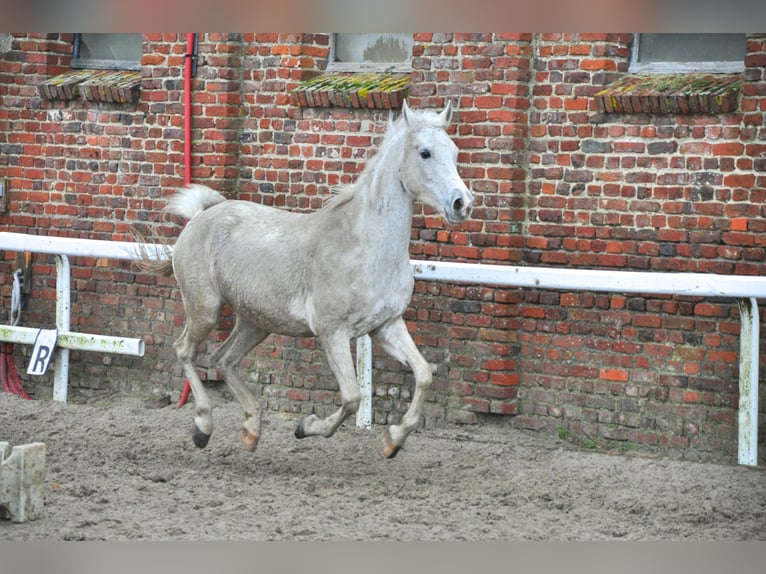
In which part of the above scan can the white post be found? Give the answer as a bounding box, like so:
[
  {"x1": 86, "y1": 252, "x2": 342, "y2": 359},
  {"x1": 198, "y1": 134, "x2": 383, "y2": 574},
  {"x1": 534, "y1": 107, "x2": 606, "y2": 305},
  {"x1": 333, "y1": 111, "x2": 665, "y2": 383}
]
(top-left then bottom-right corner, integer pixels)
[
  {"x1": 53, "y1": 254, "x2": 70, "y2": 403},
  {"x1": 737, "y1": 298, "x2": 759, "y2": 466},
  {"x1": 355, "y1": 335, "x2": 372, "y2": 429}
]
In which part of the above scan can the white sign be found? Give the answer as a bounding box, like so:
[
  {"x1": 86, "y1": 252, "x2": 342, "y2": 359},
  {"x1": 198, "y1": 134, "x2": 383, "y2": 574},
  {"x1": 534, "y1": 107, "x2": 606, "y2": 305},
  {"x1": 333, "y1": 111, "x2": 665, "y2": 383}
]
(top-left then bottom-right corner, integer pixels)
[{"x1": 27, "y1": 329, "x2": 58, "y2": 376}]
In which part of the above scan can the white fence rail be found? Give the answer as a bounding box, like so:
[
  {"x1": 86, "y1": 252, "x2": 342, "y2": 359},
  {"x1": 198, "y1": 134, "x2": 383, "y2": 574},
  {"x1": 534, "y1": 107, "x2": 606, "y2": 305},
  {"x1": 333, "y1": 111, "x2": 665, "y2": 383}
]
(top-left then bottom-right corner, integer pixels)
[{"x1": 1, "y1": 232, "x2": 763, "y2": 465}]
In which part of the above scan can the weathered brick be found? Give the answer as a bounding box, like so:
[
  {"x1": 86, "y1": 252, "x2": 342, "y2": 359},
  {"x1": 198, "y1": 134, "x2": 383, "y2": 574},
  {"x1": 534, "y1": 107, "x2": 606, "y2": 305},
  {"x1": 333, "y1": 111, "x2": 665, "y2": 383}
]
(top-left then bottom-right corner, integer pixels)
[{"x1": 581, "y1": 139, "x2": 612, "y2": 153}]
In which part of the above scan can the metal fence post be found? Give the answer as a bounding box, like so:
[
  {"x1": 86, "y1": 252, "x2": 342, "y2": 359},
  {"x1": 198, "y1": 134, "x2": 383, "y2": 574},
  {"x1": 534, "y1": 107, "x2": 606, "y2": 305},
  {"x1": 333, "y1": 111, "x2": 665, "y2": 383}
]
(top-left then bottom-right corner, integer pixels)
[
  {"x1": 355, "y1": 335, "x2": 372, "y2": 429},
  {"x1": 53, "y1": 254, "x2": 70, "y2": 403},
  {"x1": 737, "y1": 297, "x2": 759, "y2": 466}
]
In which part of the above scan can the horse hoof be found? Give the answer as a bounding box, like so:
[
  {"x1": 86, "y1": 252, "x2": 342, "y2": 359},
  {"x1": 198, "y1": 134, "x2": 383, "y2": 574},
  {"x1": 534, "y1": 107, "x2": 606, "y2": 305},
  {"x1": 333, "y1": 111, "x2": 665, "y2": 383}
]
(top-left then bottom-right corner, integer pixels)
[
  {"x1": 192, "y1": 424, "x2": 211, "y2": 449},
  {"x1": 294, "y1": 414, "x2": 318, "y2": 439},
  {"x1": 381, "y1": 430, "x2": 401, "y2": 459},
  {"x1": 240, "y1": 427, "x2": 259, "y2": 451}
]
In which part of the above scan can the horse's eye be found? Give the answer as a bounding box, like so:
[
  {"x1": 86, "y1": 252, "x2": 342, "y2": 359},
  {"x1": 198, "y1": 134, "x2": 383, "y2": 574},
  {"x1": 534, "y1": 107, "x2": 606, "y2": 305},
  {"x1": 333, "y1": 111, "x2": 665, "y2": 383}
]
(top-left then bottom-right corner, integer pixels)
[{"x1": 419, "y1": 149, "x2": 431, "y2": 159}]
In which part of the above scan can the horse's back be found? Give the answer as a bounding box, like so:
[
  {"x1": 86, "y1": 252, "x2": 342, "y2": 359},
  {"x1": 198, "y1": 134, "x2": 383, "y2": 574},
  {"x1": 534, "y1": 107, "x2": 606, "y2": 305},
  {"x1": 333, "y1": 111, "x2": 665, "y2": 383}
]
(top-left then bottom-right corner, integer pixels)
[
  {"x1": 172, "y1": 199, "x2": 318, "y2": 335},
  {"x1": 177, "y1": 199, "x2": 310, "y2": 252}
]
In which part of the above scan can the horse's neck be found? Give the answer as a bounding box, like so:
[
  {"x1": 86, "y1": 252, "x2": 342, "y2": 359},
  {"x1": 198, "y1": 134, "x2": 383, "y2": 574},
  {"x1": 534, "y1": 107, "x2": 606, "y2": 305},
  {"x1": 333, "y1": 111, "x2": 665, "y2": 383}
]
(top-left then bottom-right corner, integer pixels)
[
  {"x1": 353, "y1": 145, "x2": 414, "y2": 259},
  {"x1": 315, "y1": 128, "x2": 414, "y2": 269}
]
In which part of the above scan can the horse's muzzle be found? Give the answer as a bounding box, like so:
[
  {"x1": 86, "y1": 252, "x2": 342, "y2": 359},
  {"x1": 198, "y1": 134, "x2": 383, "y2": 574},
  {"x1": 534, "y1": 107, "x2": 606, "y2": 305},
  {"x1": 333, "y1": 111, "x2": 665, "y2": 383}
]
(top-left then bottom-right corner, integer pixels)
[{"x1": 447, "y1": 187, "x2": 474, "y2": 223}]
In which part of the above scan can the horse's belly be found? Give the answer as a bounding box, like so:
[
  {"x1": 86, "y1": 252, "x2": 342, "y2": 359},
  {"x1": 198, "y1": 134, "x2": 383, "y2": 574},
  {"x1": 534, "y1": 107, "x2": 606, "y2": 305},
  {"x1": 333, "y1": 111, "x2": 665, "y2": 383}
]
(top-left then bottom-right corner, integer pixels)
[
  {"x1": 233, "y1": 297, "x2": 315, "y2": 338},
  {"x1": 232, "y1": 285, "x2": 409, "y2": 340},
  {"x1": 354, "y1": 297, "x2": 408, "y2": 336},
  {"x1": 312, "y1": 288, "x2": 410, "y2": 340}
]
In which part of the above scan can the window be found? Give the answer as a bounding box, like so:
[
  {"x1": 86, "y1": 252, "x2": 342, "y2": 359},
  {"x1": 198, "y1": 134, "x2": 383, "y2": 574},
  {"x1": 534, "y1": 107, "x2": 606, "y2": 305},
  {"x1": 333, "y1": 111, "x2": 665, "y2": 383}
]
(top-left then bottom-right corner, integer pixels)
[
  {"x1": 71, "y1": 33, "x2": 142, "y2": 71},
  {"x1": 630, "y1": 33, "x2": 745, "y2": 74},
  {"x1": 328, "y1": 33, "x2": 413, "y2": 73}
]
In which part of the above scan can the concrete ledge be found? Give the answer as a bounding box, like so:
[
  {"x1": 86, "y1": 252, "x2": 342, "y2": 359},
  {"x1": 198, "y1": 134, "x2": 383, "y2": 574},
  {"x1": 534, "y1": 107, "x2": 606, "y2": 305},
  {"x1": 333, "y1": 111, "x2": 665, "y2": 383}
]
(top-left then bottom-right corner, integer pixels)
[{"x1": 0, "y1": 441, "x2": 46, "y2": 523}]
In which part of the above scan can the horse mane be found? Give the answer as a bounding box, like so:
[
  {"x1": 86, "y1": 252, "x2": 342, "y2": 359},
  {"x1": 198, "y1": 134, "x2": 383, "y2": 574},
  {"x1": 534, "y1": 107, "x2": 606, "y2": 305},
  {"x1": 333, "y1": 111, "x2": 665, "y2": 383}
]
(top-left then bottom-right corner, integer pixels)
[{"x1": 322, "y1": 105, "x2": 447, "y2": 211}]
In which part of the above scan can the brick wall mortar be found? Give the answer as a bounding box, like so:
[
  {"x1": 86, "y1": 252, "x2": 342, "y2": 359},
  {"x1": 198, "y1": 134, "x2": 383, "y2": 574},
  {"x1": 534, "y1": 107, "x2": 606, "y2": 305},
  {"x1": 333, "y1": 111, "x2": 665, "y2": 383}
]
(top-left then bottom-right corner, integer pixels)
[{"x1": 1, "y1": 32, "x2": 764, "y2": 463}]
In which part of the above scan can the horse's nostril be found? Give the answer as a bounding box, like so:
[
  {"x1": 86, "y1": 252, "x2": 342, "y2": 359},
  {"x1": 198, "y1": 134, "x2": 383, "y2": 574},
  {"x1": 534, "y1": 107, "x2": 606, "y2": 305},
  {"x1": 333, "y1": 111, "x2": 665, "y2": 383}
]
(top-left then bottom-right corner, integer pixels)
[{"x1": 453, "y1": 198, "x2": 464, "y2": 212}]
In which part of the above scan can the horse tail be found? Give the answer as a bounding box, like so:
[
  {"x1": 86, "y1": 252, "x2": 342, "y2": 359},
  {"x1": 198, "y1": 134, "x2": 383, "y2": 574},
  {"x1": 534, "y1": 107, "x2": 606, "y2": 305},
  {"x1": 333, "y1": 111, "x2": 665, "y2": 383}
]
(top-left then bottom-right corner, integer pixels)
[
  {"x1": 129, "y1": 226, "x2": 175, "y2": 276},
  {"x1": 131, "y1": 185, "x2": 226, "y2": 276},
  {"x1": 165, "y1": 184, "x2": 226, "y2": 220}
]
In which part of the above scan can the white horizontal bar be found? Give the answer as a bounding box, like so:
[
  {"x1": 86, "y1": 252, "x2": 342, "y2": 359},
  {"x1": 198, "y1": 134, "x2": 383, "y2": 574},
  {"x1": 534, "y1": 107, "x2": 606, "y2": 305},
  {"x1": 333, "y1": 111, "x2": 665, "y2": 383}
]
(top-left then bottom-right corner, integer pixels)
[
  {"x1": 0, "y1": 325, "x2": 144, "y2": 356},
  {"x1": 411, "y1": 260, "x2": 766, "y2": 299},
  {"x1": 5, "y1": 231, "x2": 763, "y2": 300},
  {"x1": 0, "y1": 232, "x2": 169, "y2": 261}
]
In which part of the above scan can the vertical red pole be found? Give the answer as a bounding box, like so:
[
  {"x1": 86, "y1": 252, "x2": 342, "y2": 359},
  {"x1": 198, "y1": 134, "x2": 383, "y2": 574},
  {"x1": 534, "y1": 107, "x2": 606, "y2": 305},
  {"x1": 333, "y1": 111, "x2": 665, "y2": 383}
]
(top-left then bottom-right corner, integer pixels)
[
  {"x1": 178, "y1": 33, "x2": 196, "y2": 408},
  {"x1": 183, "y1": 32, "x2": 194, "y2": 186}
]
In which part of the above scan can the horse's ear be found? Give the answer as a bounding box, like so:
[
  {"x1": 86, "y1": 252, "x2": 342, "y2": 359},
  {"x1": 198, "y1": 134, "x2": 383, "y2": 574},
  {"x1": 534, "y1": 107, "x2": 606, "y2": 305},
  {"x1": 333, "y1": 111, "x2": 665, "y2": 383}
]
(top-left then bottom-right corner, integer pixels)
[
  {"x1": 438, "y1": 100, "x2": 453, "y2": 126},
  {"x1": 401, "y1": 99, "x2": 412, "y2": 126}
]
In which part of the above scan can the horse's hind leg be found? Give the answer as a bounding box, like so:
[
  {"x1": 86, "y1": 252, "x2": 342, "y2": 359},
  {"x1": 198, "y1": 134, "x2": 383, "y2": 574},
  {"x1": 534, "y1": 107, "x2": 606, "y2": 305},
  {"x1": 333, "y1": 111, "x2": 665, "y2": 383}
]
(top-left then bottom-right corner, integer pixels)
[
  {"x1": 372, "y1": 318, "x2": 433, "y2": 458},
  {"x1": 294, "y1": 331, "x2": 360, "y2": 440},
  {"x1": 174, "y1": 304, "x2": 221, "y2": 448},
  {"x1": 212, "y1": 317, "x2": 268, "y2": 451}
]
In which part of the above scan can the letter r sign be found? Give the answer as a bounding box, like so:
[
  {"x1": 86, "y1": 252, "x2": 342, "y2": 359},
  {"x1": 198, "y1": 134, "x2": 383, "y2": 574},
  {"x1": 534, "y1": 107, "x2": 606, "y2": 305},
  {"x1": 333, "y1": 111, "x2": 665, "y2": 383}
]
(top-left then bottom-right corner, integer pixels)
[{"x1": 27, "y1": 329, "x2": 58, "y2": 376}]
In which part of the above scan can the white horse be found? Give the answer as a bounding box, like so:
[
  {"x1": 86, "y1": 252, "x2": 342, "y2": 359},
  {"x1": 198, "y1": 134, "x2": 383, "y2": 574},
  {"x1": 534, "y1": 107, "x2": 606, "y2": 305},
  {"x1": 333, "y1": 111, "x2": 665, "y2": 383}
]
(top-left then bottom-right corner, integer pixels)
[{"x1": 143, "y1": 100, "x2": 473, "y2": 458}]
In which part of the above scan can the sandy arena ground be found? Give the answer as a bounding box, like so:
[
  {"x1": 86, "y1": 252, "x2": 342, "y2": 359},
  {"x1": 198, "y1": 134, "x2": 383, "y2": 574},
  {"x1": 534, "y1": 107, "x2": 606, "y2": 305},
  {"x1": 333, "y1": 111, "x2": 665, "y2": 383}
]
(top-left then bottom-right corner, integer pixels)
[{"x1": 1, "y1": 390, "x2": 764, "y2": 541}]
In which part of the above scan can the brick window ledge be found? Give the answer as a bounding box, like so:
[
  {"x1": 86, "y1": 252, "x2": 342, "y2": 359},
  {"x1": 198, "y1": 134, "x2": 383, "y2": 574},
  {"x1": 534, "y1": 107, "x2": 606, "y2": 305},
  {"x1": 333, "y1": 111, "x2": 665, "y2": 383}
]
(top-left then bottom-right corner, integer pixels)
[
  {"x1": 291, "y1": 72, "x2": 410, "y2": 110},
  {"x1": 595, "y1": 74, "x2": 742, "y2": 114},
  {"x1": 38, "y1": 70, "x2": 141, "y2": 104}
]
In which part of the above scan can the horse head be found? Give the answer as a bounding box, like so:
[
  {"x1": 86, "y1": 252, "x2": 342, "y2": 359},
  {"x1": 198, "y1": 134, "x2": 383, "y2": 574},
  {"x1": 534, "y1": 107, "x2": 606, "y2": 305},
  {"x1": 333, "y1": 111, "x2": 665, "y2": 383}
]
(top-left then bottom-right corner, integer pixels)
[{"x1": 398, "y1": 100, "x2": 474, "y2": 224}]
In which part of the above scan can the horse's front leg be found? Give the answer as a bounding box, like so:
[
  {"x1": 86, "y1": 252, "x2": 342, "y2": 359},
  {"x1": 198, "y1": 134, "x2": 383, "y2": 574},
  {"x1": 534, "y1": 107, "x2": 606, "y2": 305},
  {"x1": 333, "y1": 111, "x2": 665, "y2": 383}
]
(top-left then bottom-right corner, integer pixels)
[
  {"x1": 372, "y1": 318, "x2": 433, "y2": 458},
  {"x1": 294, "y1": 332, "x2": 360, "y2": 439}
]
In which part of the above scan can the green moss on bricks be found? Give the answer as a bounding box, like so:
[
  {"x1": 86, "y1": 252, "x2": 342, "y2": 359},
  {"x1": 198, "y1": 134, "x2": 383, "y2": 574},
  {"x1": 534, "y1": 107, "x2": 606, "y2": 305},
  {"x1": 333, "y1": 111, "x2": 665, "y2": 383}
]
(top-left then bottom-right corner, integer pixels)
[
  {"x1": 299, "y1": 72, "x2": 409, "y2": 93},
  {"x1": 596, "y1": 73, "x2": 742, "y2": 115},
  {"x1": 293, "y1": 72, "x2": 410, "y2": 109}
]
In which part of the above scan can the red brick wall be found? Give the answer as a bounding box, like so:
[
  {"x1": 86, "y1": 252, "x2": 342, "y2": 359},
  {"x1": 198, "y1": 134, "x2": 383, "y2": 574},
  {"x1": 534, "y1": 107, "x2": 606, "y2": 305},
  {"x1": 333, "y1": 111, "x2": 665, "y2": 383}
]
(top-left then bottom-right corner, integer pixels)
[
  {"x1": 518, "y1": 33, "x2": 766, "y2": 460},
  {"x1": 1, "y1": 32, "x2": 764, "y2": 462}
]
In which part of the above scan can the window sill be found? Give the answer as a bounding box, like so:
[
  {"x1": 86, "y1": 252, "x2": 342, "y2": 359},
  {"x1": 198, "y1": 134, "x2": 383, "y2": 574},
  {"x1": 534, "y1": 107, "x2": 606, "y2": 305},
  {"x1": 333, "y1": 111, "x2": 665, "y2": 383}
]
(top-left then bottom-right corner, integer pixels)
[
  {"x1": 291, "y1": 72, "x2": 410, "y2": 110},
  {"x1": 38, "y1": 69, "x2": 141, "y2": 104},
  {"x1": 595, "y1": 73, "x2": 742, "y2": 114},
  {"x1": 325, "y1": 62, "x2": 412, "y2": 74}
]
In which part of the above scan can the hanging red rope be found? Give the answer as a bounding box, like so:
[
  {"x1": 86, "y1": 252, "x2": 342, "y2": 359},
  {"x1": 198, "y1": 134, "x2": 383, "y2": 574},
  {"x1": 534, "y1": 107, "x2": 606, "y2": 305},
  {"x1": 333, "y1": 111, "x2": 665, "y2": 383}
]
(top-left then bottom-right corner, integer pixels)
[
  {"x1": 1, "y1": 343, "x2": 30, "y2": 399},
  {"x1": 2, "y1": 267, "x2": 32, "y2": 399}
]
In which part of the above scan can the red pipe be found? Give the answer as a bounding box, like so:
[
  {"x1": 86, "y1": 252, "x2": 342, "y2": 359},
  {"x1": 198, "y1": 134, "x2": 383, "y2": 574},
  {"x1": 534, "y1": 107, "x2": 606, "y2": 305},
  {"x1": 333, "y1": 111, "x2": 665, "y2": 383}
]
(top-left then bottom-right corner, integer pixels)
[
  {"x1": 183, "y1": 32, "x2": 195, "y2": 185},
  {"x1": 177, "y1": 379, "x2": 191, "y2": 409},
  {"x1": 178, "y1": 33, "x2": 196, "y2": 407}
]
